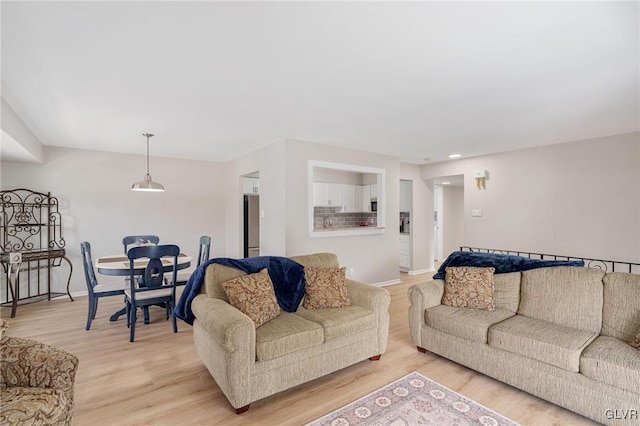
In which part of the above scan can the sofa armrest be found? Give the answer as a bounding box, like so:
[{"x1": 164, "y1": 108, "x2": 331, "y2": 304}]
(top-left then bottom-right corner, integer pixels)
[
  {"x1": 191, "y1": 294, "x2": 255, "y2": 356},
  {"x1": 407, "y1": 280, "x2": 444, "y2": 346},
  {"x1": 0, "y1": 336, "x2": 79, "y2": 391},
  {"x1": 346, "y1": 279, "x2": 391, "y2": 354}
]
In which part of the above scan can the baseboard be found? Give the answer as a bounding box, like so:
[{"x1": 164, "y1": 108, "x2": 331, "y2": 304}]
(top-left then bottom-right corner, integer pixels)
[
  {"x1": 373, "y1": 279, "x2": 402, "y2": 287},
  {"x1": 408, "y1": 268, "x2": 435, "y2": 276}
]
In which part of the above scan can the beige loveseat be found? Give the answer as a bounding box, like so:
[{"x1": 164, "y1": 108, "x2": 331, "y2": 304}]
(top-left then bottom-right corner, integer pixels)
[
  {"x1": 191, "y1": 253, "x2": 391, "y2": 413},
  {"x1": 408, "y1": 266, "x2": 640, "y2": 425}
]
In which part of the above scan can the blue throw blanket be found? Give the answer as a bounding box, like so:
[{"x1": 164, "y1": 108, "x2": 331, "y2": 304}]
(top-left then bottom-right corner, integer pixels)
[
  {"x1": 174, "y1": 256, "x2": 305, "y2": 325},
  {"x1": 433, "y1": 251, "x2": 585, "y2": 280}
]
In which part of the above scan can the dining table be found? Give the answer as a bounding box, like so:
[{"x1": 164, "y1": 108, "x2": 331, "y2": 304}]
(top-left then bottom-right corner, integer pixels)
[{"x1": 95, "y1": 252, "x2": 193, "y2": 322}]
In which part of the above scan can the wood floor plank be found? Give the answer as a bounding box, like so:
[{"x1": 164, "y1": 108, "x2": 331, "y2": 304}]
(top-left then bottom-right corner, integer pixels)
[{"x1": 1, "y1": 273, "x2": 596, "y2": 425}]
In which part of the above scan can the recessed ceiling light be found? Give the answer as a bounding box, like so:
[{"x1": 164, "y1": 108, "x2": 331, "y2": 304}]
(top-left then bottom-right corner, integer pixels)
[
  {"x1": 448, "y1": 154, "x2": 461, "y2": 159},
  {"x1": 441, "y1": 181, "x2": 451, "y2": 185}
]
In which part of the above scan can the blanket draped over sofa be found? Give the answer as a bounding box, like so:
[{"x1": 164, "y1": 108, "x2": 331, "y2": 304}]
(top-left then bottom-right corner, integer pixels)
[
  {"x1": 174, "y1": 256, "x2": 305, "y2": 325},
  {"x1": 432, "y1": 251, "x2": 585, "y2": 280}
]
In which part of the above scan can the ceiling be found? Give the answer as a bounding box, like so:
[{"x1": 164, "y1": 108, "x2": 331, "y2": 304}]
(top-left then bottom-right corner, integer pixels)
[{"x1": 1, "y1": 1, "x2": 638, "y2": 164}]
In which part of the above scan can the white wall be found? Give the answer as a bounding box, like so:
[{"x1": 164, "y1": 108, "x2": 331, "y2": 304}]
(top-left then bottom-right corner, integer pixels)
[
  {"x1": 284, "y1": 140, "x2": 401, "y2": 285},
  {"x1": 422, "y1": 132, "x2": 640, "y2": 263},
  {"x1": 1, "y1": 146, "x2": 226, "y2": 296},
  {"x1": 442, "y1": 185, "x2": 464, "y2": 257},
  {"x1": 400, "y1": 163, "x2": 434, "y2": 274}
]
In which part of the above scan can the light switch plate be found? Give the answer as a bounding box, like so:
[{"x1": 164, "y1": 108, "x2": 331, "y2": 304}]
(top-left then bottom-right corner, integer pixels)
[{"x1": 472, "y1": 209, "x2": 482, "y2": 217}]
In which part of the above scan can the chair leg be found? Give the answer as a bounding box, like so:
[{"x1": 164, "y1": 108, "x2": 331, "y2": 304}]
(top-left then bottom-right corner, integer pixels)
[
  {"x1": 143, "y1": 306, "x2": 150, "y2": 324},
  {"x1": 86, "y1": 297, "x2": 94, "y2": 330},
  {"x1": 129, "y1": 304, "x2": 136, "y2": 342},
  {"x1": 93, "y1": 298, "x2": 99, "y2": 319},
  {"x1": 171, "y1": 302, "x2": 177, "y2": 333}
]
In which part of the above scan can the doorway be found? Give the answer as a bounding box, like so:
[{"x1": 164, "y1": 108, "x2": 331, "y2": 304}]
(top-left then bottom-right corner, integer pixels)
[
  {"x1": 241, "y1": 171, "x2": 260, "y2": 258},
  {"x1": 432, "y1": 175, "x2": 464, "y2": 262}
]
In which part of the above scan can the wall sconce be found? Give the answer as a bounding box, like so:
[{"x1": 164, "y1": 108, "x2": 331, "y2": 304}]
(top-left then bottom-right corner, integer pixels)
[{"x1": 473, "y1": 170, "x2": 488, "y2": 189}]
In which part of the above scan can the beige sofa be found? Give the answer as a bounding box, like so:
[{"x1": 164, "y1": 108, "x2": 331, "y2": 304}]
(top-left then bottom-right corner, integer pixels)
[
  {"x1": 408, "y1": 266, "x2": 640, "y2": 425},
  {"x1": 191, "y1": 253, "x2": 391, "y2": 413}
]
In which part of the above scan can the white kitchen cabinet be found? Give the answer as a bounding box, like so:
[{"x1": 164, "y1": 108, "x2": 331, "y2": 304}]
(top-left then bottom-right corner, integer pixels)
[
  {"x1": 361, "y1": 185, "x2": 371, "y2": 211},
  {"x1": 243, "y1": 178, "x2": 259, "y2": 194},
  {"x1": 327, "y1": 183, "x2": 342, "y2": 208},
  {"x1": 313, "y1": 182, "x2": 329, "y2": 206},
  {"x1": 313, "y1": 182, "x2": 342, "y2": 207},
  {"x1": 399, "y1": 234, "x2": 410, "y2": 269},
  {"x1": 370, "y1": 184, "x2": 378, "y2": 200},
  {"x1": 354, "y1": 185, "x2": 364, "y2": 212},
  {"x1": 341, "y1": 184, "x2": 357, "y2": 212}
]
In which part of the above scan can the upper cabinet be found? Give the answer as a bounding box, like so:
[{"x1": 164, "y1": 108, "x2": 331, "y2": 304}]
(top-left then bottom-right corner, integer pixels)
[
  {"x1": 313, "y1": 182, "x2": 342, "y2": 207},
  {"x1": 243, "y1": 177, "x2": 259, "y2": 194}
]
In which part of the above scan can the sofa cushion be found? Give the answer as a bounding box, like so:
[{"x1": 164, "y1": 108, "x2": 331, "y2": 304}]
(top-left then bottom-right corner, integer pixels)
[
  {"x1": 488, "y1": 315, "x2": 597, "y2": 372},
  {"x1": 518, "y1": 266, "x2": 604, "y2": 333},
  {"x1": 204, "y1": 264, "x2": 246, "y2": 300},
  {"x1": 601, "y1": 272, "x2": 640, "y2": 342},
  {"x1": 222, "y1": 269, "x2": 280, "y2": 327},
  {"x1": 295, "y1": 306, "x2": 375, "y2": 342},
  {"x1": 426, "y1": 305, "x2": 514, "y2": 344},
  {"x1": 255, "y1": 312, "x2": 323, "y2": 361},
  {"x1": 493, "y1": 272, "x2": 521, "y2": 313},
  {"x1": 580, "y1": 335, "x2": 640, "y2": 395},
  {"x1": 303, "y1": 267, "x2": 352, "y2": 309},
  {"x1": 442, "y1": 266, "x2": 496, "y2": 311}
]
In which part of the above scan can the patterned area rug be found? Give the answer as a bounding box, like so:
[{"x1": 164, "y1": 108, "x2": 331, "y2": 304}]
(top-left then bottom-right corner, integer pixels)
[{"x1": 306, "y1": 372, "x2": 520, "y2": 426}]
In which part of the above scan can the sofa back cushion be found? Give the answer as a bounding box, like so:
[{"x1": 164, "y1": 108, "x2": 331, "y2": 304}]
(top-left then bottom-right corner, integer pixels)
[
  {"x1": 290, "y1": 252, "x2": 339, "y2": 269},
  {"x1": 601, "y1": 272, "x2": 640, "y2": 342},
  {"x1": 204, "y1": 264, "x2": 247, "y2": 300},
  {"x1": 518, "y1": 266, "x2": 604, "y2": 333},
  {"x1": 493, "y1": 272, "x2": 521, "y2": 313}
]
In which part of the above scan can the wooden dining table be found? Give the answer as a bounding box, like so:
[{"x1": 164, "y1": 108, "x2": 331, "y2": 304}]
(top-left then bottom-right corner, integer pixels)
[{"x1": 95, "y1": 253, "x2": 192, "y2": 322}]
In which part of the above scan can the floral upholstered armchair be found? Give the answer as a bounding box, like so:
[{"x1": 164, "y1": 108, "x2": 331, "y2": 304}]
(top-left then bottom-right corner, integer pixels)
[{"x1": 0, "y1": 320, "x2": 79, "y2": 425}]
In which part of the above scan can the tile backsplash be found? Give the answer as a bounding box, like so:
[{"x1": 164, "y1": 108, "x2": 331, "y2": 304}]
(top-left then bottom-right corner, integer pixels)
[{"x1": 314, "y1": 207, "x2": 377, "y2": 229}]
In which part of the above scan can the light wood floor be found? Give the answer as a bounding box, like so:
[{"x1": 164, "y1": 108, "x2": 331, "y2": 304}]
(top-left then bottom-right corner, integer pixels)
[{"x1": 1, "y1": 273, "x2": 596, "y2": 426}]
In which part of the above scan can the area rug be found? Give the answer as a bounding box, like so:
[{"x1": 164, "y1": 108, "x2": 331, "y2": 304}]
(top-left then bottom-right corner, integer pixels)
[{"x1": 306, "y1": 372, "x2": 520, "y2": 426}]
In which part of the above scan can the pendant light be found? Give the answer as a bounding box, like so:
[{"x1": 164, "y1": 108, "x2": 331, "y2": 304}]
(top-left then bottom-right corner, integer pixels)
[{"x1": 131, "y1": 133, "x2": 165, "y2": 192}]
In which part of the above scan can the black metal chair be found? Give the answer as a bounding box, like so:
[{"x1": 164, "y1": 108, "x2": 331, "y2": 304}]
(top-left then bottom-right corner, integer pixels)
[
  {"x1": 172, "y1": 235, "x2": 211, "y2": 286},
  {"x1": 80, "y1": 241, "x2": 127, "y2": 330},
  {"x1": 125, "y1": 244, "x2": 179, "y2": 342},
  {"x1": 122, "y1": 235, "x2": 159, "y2": 254}
]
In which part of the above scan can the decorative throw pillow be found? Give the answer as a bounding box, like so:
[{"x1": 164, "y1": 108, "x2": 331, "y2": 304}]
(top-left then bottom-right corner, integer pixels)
[
  {"x1": 221, "y1": 268, "x2": 280, "y2": 327},
  {"x1": 442, "y1": 266, "x2": 496, "y2": 311},
  {"x1": 630, "y1": 329, "x2": 640, "y2": 350},
  {"x1": 303, "y1": 267, "x2": 352, "y2": 309}
]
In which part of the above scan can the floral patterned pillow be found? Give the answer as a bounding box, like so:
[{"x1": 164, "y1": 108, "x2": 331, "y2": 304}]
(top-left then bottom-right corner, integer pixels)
[
  {"x1": 630, "y1": 329, "x2": 640, "y2": 350},
  {"x1": 221, "y1": 268, "x2": 280, "y2": 327},
  {"x1": 303, "y1": 267, "x2": 352, "y2": 309},
  {"x1": 441, "y1": 266, "x2": 496, "y2": 311}
]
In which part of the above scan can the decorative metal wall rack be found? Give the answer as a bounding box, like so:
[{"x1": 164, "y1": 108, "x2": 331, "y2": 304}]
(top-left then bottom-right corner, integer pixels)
[
  {"x1": 460, "y1": 246, "x2": 640, "y2": 274},
  {"x1": 0, "y1": 189, "x2": 73, "y2": 317}
]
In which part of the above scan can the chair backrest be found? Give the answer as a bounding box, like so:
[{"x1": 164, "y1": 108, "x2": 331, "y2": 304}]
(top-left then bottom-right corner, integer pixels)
[
  {"x1": 128, "y1": 244, "x2": 180, "y2": 295},
  {"x1": 122, "y1": 235, "x2": 160, "y2": 254},
  {"x1": 80, "y1": 241, "x2": 98, "y2": 292},
  {"x1": 197, "y1": 236, "x2": 211, "y2": 267}
]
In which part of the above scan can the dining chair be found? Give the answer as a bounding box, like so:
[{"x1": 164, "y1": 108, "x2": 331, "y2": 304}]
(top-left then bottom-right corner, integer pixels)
[
  {"x1": 122, "y1": 235, "x2": 160, "y2": 254},
  {"x1": 172, "y1": 235, "x2": 211, "y2": 286},
  {"x1": 80, "y1": 241, "x2": 128, "y2": 330},
  {"x1": 125, "y1": 244, "x2": 179, "y2": 342}
]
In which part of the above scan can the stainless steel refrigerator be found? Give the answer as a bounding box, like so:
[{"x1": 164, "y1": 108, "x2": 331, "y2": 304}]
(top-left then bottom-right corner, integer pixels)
[{"x1": 243, "y1": 194, "x2": 260, "y2": 258}]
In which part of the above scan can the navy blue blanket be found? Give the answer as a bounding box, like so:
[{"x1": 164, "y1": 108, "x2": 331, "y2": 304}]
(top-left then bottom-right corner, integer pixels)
[
  {"x1": 433, "y1": 251, "x2": 585, "y2": 280},
  {"x1": 174, "y1": 256, "x2": 305, "y2": 325}
]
